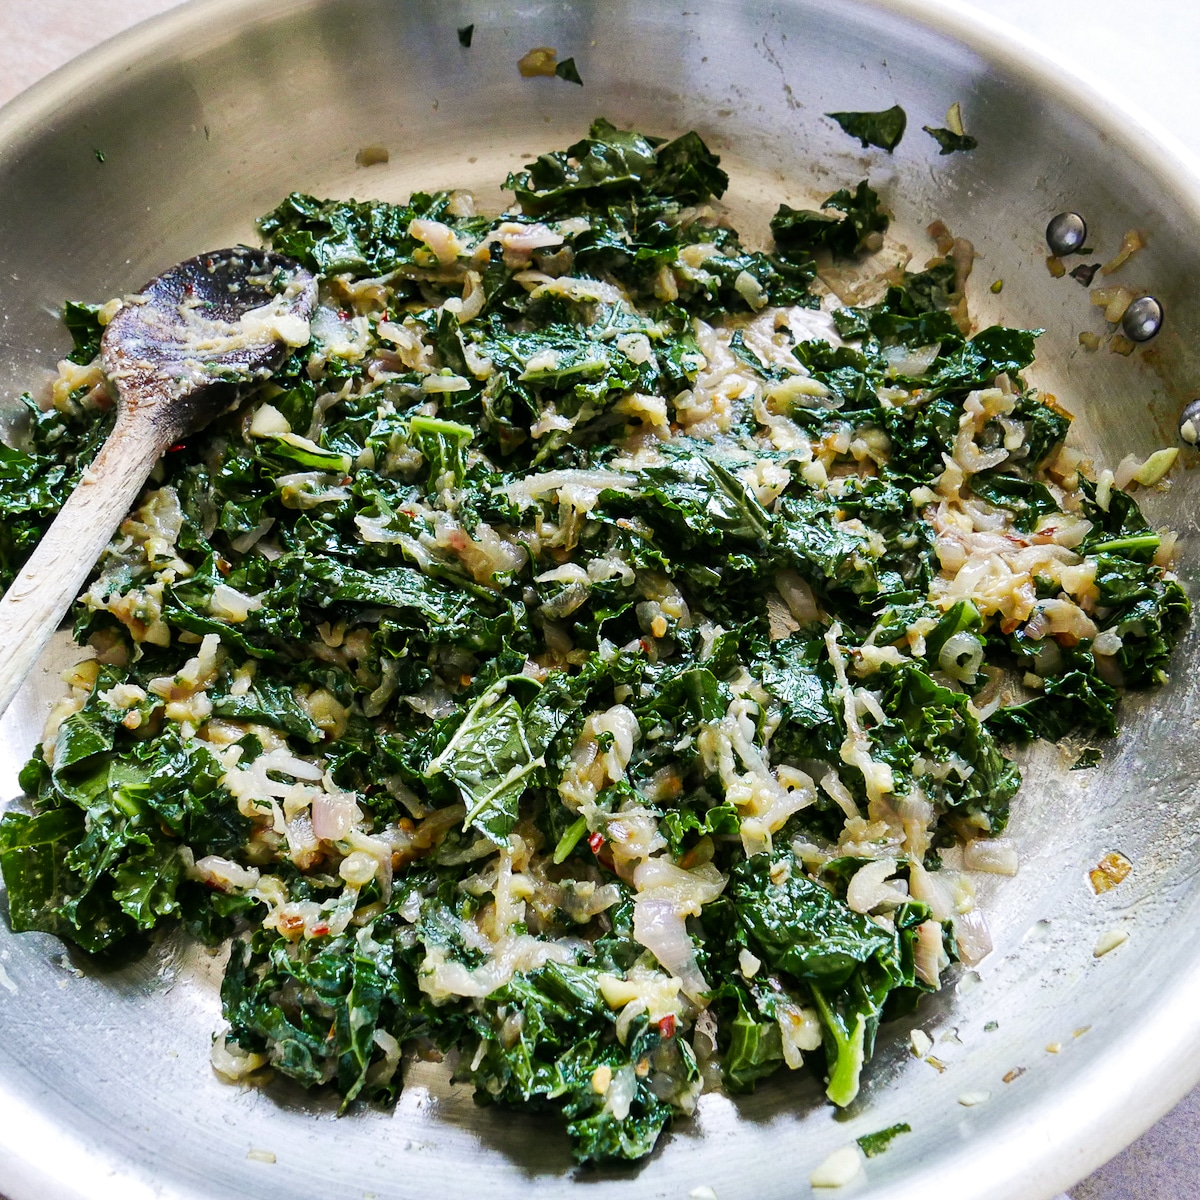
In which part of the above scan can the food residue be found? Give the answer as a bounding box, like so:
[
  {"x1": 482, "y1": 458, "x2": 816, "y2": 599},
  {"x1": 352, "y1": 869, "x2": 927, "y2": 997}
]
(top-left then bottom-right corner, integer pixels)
[{"x1": 1089, "y1": 851, "x2": 1132, "y2": 894}]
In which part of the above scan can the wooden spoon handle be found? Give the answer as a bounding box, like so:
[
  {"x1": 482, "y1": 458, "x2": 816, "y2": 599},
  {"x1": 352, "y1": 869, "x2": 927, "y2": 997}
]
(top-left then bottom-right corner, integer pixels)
[{"x1": 0, "y1": 419, "x2": 168, "y2": 719}]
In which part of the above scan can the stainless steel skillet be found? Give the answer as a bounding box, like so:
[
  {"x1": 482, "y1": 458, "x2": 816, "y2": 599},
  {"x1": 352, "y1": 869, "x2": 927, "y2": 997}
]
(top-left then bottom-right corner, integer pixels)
[{"x1": 0, "y1": 1, "x2": 1198, "y2": 1197}]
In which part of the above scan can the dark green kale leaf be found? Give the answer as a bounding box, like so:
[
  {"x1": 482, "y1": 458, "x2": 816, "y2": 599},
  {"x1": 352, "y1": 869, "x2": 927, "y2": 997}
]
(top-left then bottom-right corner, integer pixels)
[
  {"x1": 987, "y1": 648, "x2": 1120, "y2": 744},
  {"x1": 771, "y1": 181, "x2": 888, "y2": 259},
  {"x1": 730, "y1": 861, "x2": 894, "y2": 986},
  {"x1": 554, "y1": 58, "x2": 583, "y2": 85},
  {"x1": 826, "y1": 105, "x2": 907, "y2": 152},
  {"x1": 1086, "y1": 555, "x2": 1187, "y2": 688},
  {"x1": 461, "y1": 961, "x2": 684, "y2": 1163},
  {"x1": 858, "y1": 1122, "x2": 912, "y2": 1156},
  {"x1": 0, "y1": 398, "x2": 114, "y2": 592},
  {"x1": 871, "y1": 664, "x2": 1020, "y2": 831},
  {"x1": 258, "y1": 191, "x2": 487, "y2": 277},
  {"x1": 657, "y1": 800, "x2": 740, "y2": 858},
  {"x1": 223, "y1": 914, "x2": 428, "y2": 1106},
  {"x1": 758, "y1": 633, "x2": 836, "y2": 732},
  {"x1": 902, "y1": 261, "x2": 960, "y2": 315},
  {"x1": 424, "y1": 675, "x2": 543, "y2": 845},
  {"x1": 720, "y1": 982, "x2": 785, "y2": 1091},
  {"x1": 629, "y1": 451, "x2": 771, "y2": 548},
  {"x1": 211, "y1": 672, "x2": 324, "y2": 744},
  {"x1": 651, "y1": 130, "x2": 730, "y2": 204},
  {"x1": 918, "y1": 325, "x2": 1039, "y2": 397},
  {"x1": 878, "y1": 395, "x2": 960, "y2": 485},
  {"x1": 298, "y1": 555, "x2": 521, "y2": 651},
  {"x1": 723, "y1": 858, "x2": 929, "y2": 1105},
  {"x1": 968, "y1": 472, "x2": 1061, "y2": 533},
  {"x1": 1, "y1": 674, "x2": 249, "y2": 955},
  {"x1": 110, "y1": 840, "x2": 187, "y2": 931},
  {"x1": 408, "y1": 413, "x2": 474, "y2": 490},
  {"x1": 457, "y1": 24, "x2": 474, "y2": 47},
  {"x1": 831, "y1": 267, "x2": 1039, "y2": 403},
  {"x1": 923, "y1": 126, "x2": 978, "y2": 155},
  {"x1": 774, "y1": 477, "x2": 934, "y2": 608},
  {"x1": 0, "y1": 807, "x2": 85, "y2": 942},
  {"x1": 989, "y1": 472, "x2": 1189, "y2": 744},
  {"x1": 51, "y1": 704, "x2": 115, "y2": 771},
  {"x1": 5, "y1": 750, "x2": 175, "y2": 952},
  {"x1": 1012, "y1": 392, "x2": 1070, "y2": 467},
  {"x1": 475, "y1": 315, "x2": 648, "y2": 428},
  {"x1": 385, "y1": 645, "x2": 628, "y2": 849},
  {"x1": 506, "y1": 119, "x2": 659, "y2": 213},
  {"x1": 1076, "y1": 475, "x2": 1155, "y2": 557},
  {"x1": 62, "y1": 301, "x2": 105, "y2": 364}
]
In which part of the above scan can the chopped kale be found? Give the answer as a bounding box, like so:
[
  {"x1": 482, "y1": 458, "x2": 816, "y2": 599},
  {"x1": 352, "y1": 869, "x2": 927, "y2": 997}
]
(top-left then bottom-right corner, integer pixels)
[
  {"x1": 826, "y1": 105, "x2": 908, "y2": 152},
  {"x1": 923, "y1": 126, "x2": 978, "y2": 155},
  {"x1": 968, "y1": 472, "x2": 1061, "y2": 533},
  {"x1": 722, "y1": 858, "x2": 931, "y2": 1105},
  {"x1": 505, "y1": 117, "x2": 728, "y2": 215},
  {"x1": 771, "y1": 180, "x2": 889, "y2": 259},
  {"x1": 62, "y1": 301, "x2": 105, "y2": 364},
  {"x1": 554, "y1": 57, "x2": 583, "y2": 85}
]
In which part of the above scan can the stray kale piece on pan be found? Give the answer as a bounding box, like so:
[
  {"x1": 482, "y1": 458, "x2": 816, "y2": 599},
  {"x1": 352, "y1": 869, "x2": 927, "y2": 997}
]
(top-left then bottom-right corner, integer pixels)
[
  {"x1": 0, "y1": 117, "x2": 1187, "y2": 1166},
  {"x1": 859, "y1": 1122, "x2": 912, "y2": 1157},
  {"x1": 826, "y1": 104, "x2": 908, "y2": 152},
  {"x1": 555, "y1": 57, "x2": 583, "y2": 85},
  {"x1": 924, "y1": 103, "x2": 977, "y2": 155},
  {"x1": 457, "y1": 23, "x2": 474, "y2": 48},
  {"x1": 923, "y1": 126, "x2": 978, "y2": 155}
]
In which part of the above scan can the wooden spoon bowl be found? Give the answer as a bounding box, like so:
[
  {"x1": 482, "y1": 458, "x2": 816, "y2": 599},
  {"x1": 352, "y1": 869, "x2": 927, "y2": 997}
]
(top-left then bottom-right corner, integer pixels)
[{"x1": 0, "y1": 248, "x2": 316, "y2": 718}]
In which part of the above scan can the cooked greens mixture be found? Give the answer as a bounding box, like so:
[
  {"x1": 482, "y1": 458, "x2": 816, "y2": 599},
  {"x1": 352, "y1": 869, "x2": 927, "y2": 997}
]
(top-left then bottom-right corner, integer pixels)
[{"x1": 0, "y1": 120, "x2": 1187, "y2": 1163}]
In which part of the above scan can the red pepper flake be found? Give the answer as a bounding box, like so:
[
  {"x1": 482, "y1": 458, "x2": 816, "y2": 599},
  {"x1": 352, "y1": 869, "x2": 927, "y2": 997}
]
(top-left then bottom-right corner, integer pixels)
[
  {"x1": 309, "y1": 923, "x2": 330, "y2": 937},
  {"x1": 168, "y1": 443, "x2": 186, "y2": 452},
  {"x1": 587, "y1": 832, "x2": 605, "y2": 854},
  {"x1": 338, "y1": 309, "x2": 351, "y2": 320},
  {"x1": 657, "y1": 1014, "x2": 676, "y2": 1038}
]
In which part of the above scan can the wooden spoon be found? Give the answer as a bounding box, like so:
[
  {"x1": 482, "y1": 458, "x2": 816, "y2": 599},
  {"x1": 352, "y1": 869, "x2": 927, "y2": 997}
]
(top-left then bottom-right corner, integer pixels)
[{"x1": 0, "y1": 247, "x2": 317, "y2": 719}]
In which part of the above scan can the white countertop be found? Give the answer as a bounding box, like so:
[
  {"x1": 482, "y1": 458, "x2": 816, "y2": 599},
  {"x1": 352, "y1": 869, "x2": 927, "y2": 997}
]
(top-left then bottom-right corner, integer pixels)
[{"x1": 0, "y1": 2, "x2": 1194, "y2": 1197}]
